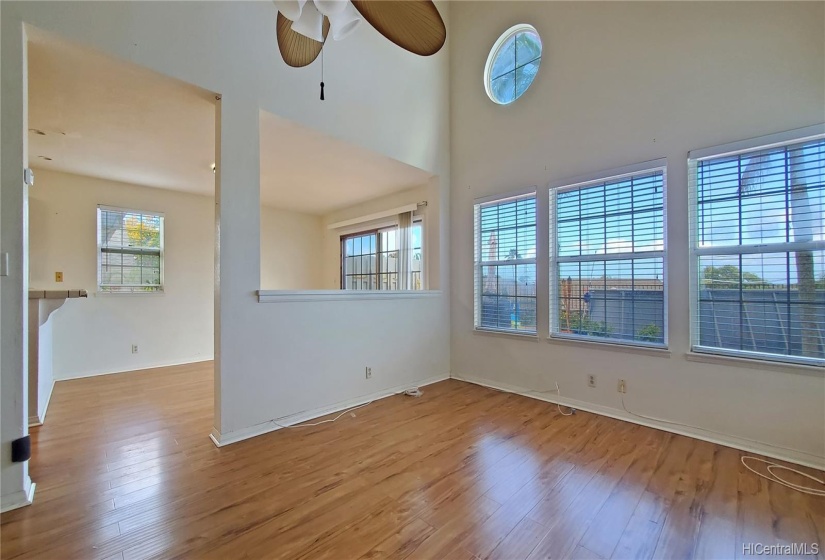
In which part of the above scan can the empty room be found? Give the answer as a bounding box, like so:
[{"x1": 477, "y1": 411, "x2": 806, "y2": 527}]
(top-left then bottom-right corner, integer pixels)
[{"x1": 1, "y1": 1, "x2": 823, "y2": 560}]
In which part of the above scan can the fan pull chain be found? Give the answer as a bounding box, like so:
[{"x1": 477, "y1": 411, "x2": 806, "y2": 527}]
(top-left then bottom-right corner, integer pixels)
[{"x1": 320, "y1": 49, "x2": 325, "y2": 101}]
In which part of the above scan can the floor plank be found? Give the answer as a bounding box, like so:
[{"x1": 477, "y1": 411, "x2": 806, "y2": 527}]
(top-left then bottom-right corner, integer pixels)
[{"x1": 1, "y1": 362, "x2": 821, "y2": 560}]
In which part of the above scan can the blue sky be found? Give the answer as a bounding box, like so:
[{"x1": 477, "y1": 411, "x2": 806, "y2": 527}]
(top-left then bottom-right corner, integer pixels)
[{"x1": 479, "y1": 139, "x2": 824, "y2": 287}]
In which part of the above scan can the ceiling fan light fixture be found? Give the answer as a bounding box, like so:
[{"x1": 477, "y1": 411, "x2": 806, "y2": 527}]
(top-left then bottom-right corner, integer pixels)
[
  {"x1": 273, "y1": 0, "x2": 307, "y2": 22},
  {"x1": 328, "y1": 2, "x2": 361, "y2": 41},
  {"x1": 290, "y1": 2, "x2": 325, "y2": 42},
  {"x1": 313, "y1": 0, "x2": 347, "y2": 17}
]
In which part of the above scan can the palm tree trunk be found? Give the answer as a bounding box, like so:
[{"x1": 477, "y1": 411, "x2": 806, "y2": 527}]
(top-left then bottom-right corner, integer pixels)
[{"x1": 790, "y1": 164, "x2": 818, "y2": 358}]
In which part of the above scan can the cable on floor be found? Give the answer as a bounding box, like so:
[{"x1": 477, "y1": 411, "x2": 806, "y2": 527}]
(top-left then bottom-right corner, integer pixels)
[
  {"x1": 620, "y1": 394, "x2": 824, "y2": 496},
  {"x1": 528, "y1": 382, "x2": 575, "y2": 416},
  {"x1": 273, "y1": 400, "x2": 374, "y2": 429},
  {"x1": 740, "y1": 456, "x2": 825, "y2": 497}
]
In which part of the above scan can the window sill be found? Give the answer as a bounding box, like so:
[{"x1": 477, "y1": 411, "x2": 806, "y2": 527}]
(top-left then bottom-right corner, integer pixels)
[
  {"x1": 96, "y1": 290, "x2": 165, "y2": 296},
  {"x1": 473, "y1": 328, "x2": 538, "y2": 341},
  {"x1": 257, "y1": 290, "x2": 441, "y2": 303},
  {"x1": 546, "y1": 335, "x2": 671, "y2": 358},
  {"x1": 685, "y1": 351, "x2": 824, "y2": 377}
]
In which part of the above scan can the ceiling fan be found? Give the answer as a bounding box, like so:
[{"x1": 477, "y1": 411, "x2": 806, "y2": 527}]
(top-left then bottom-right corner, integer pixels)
[{"x1": 274, "y1": 0, "x2": 446, "y2": 69}]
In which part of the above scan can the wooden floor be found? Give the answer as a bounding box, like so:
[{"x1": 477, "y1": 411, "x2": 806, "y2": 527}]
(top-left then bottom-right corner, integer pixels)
[{"x1": 1, "y1": 363, "x2": 822, "y2": 560}]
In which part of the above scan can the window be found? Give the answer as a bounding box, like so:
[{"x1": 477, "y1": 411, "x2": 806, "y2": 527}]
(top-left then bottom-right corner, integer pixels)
[
  {"x1": 474, "y1": 192, "x2": 537, "y2": 333},
  {"x1": 690, "y1": 129, "x2": 825, "y2": 366},
  {"x1": 97, "y1": 206, "x2": 164, "y2": 293},
  {"x1": 550, "y1": 163, "x2": 666, "y2": 347},
  {"x1": 341, "y1": 220, "x2": 423, "y2": 290},
  {"x1": 484, "y1": 24, "x2": 542, "y2": 105}
]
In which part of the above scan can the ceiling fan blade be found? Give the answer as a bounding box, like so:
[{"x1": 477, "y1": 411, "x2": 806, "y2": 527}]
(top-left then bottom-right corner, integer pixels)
[
  {"x1": 276, "y1": 12, "x2": 330, "y2": 68},
  {"x1": 350, "y1": 0, "x2": 445, "y2": 57}
]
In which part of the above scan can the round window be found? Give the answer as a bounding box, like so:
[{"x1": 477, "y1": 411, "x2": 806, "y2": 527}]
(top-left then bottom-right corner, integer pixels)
[{"x1": 484, "y1": 24, "x2": 542, "y2": 105}]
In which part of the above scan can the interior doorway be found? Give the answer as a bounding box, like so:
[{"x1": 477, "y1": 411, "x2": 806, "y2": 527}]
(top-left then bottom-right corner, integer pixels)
[{"x1": 24, "y1": 27, "x2": 218, "y2": 447}]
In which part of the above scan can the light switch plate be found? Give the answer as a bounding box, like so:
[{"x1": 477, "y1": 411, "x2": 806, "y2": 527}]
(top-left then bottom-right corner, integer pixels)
[{"x1": 55, "y1": 271, "x2": 63, "y2": 282}]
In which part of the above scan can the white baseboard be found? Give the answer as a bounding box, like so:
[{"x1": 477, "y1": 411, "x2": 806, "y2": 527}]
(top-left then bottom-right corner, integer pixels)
[
  {"x1": 29, "y1": 378, "x2": 57, "y2": 428},
  {"x1": 210, "y1": 373, "x2": 450, "y2": 447},
  {"x1": 41, "y1": 378, "x2": 55, "y2": 422},
  {"x1": 28, "y1": 379, "x2": 56, "y2": 428},
  {"x1": 452, "y1": 373, "x2": 825, "y2": 472},
  {"x1": 0, "y1": 481, "x2": 36, "y2": 513},
  {"x1": 56, "y1": 357, "x2": 213, "y2": 381}
]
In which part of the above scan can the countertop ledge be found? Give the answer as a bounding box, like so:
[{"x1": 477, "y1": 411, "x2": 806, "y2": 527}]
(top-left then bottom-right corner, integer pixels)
[{"x1": 29, "y1": 289, "x2": 88, "y2": 300}]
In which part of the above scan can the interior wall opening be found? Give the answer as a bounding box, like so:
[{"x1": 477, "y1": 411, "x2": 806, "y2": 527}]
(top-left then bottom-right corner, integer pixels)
[
  {"x1": 258, "y1": 109, "x2": 440, "y2": 291},
  {"x1": 25, "y1": 26, "x2": 217, "y2": 432}
]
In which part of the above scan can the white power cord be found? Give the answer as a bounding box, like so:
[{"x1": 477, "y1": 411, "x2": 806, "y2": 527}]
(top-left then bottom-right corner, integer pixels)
[
  {"x1": 620, "y1": 394, "x2": 825, "y2": 496},
  {"x1": 740, "y1": 456, "x2": 825, "y2": 497},
  {"x1": 273, "y1": 400, "x2": 374, "y2": 429},
  {"x1": 529, "y1": 382, "x2": 575, "y2": 416}
]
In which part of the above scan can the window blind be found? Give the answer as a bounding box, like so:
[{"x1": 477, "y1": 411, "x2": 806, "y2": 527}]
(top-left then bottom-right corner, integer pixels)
[
  {"x1": 98, "y1": 206, "x2": 164, "y2": 293},
  {"x1": 550, "y1": 167, "x2": 666, "y2": 346},
  {"x1": 690, "y1": 136, "x2": 825, "y2": 365},
  {"x1": 474, "y1": 193, "x2": 537, "y2": 333}
]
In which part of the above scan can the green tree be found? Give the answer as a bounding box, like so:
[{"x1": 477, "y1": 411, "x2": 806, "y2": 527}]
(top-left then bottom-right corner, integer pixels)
[
  {"x1": 124, "y1": 215, "x2": 160, "y2": 247},
  {"x1": 701, "y1": 265, "x2": 767, "y2": 290}
]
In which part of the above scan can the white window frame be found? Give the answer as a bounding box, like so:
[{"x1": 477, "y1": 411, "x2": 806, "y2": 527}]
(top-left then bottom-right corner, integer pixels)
[
  {"x1": 339, "y1": 216, "x2": 426, "y2": 291},
  {"x1": 473, "y1": 187, "x2": 538, "y2": 335},
  {"x1": 548, "y1": 159, "x2": 668, "y2": 349},
  {"x1": 688, "y1": 124, "x2": 825, "y2": 367},
  {"x1": 97, "y1": 205, "x2": 165, "y2": 294},
  {"x1": 411, "y1": 216, "x2": 426, "y2": 291},
  {"x1": 483, "y1": 23, "x2": 542, "y2": 106}
]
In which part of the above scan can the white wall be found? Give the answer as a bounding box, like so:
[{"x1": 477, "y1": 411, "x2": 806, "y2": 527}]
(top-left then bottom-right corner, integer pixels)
[
  {"x1": 260, "y1": 206, "x2": 323, "y2": 290},
  {"x1": 2, "y1": 0, "x2": 450, "y2": 504},
  {"x1": 29, "y1": 169, "x2": 326, "y2": 378},
  {"x1": 29, "y1": 169, "x2": 215, "y2": 377},
  {"x1": 450, "y1": 2, "x2": 825, "y2": 467},
  {"x1": 320, "y1": 184, "x2": 436, "y2": 290}
]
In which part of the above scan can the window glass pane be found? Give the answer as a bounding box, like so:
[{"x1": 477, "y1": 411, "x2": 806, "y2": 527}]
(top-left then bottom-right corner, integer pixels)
[
  {"x1": 490, "y1": 35, "x2": 516, "y2": 78},
  {"x1": 556, "y1": 258, "x2": 664, "y2": 343},
  {"x1": 476, "y1": 195, "x2": 537, "y2": 333},
  {"x1": 553, "y1": 169, "x2": 666, "y2": 345},
  {"x1": 341, "y1": 232, "x2": 382, "y2": 290},
  {"x1": 515, "y1": 59, "x2": 540, "y2": 98},
  {"x1": 490, "y1": 72, "x2": 516, "y2": 105},
  {"x1": 698, "y1": 251, "x2": 824, "y2": 361},
  {"x1": 515, "y1": 31, "x2": 542, "y2": 66},
  {"x1": 694, "y1": 137, "x2": 825, "y2": 363},
  {"x1": 98, "y1": 208, "x2": 163, "y2": 292},
  {"x1": 486, "y1": 25, "x2": 542, "y2": 105}
]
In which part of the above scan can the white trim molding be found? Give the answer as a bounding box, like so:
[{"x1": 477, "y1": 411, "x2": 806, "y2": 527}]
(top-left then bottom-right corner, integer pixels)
[
  {"x1": 29, "y1": 378, "x2": 56, "y2": 428},
  {"x1": 451, "y1": 373, "x2": 825, "y2": 471},
  {"x1": 688, "y1": 123, "x2": 825, "y2": 161},
  {"x1": 55, "y1": 358, "x2": 213, "y2": 381},
  {"x1": 0, "y1": 481, "x2": 36, "y2": 513},
  {"x1": 326, "y1": 203, "x2": 418, "y2": 230},
  {"x1": 210, "y1": 373, "x2": 450, "y2": 447},
  {"x1": 257, "y1": 289, "x2": 442, "y2": 303}
]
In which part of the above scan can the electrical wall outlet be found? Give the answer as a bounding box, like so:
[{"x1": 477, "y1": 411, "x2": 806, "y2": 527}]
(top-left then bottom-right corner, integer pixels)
[
  {"x1": 587, "y1": 374, "x2": 596, "y2": 388},
  {"x1": 618, "y1": 379, "x2": 627, "y2": 393},
  {"x1": 55, "y1": 271, "x2": 63, "y2": 282},
  {"x1": 365, "y1": 367, "x2": 372, "y2": 379},
  {"x1": 132, "y1": 345, "x2": 139, "y2": 354}
]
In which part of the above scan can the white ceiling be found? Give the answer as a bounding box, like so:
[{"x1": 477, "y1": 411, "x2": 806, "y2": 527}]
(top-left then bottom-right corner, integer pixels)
[
  {"x1": 258, "y1": 111, "x2": 432, "y2": 214},
  {"x1": 27, "y1": 29, "x2": 432, "y2": 216}
]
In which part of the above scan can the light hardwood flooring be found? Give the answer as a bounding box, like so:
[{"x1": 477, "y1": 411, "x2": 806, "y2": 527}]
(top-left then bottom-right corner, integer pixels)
[{"x1": 1, "y1": 362, "x2": 822, "y2": 559}]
